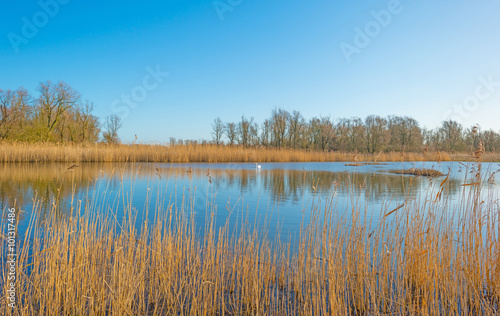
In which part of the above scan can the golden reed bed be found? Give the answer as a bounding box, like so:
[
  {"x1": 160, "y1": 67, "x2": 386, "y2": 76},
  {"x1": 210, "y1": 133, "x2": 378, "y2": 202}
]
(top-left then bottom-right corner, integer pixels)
[
  {"x1": 0, "y1": 142, "x2": 499, "y2": 163},
  {"x1": 1, "y1": 161, "x2": 499, "y2": 315}
]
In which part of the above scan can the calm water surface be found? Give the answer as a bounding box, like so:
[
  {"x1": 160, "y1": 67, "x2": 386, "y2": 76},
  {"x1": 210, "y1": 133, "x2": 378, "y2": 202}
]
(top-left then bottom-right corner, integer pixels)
[{"x1": 1, "y1": 161, "x2": 499, "y2": 240}]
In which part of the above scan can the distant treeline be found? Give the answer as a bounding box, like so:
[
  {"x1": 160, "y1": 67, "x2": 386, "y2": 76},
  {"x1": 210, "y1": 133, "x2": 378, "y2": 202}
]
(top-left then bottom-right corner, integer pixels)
[
  {"x1": 208, "y1": 109, "x2": 500, "y2": 153},
  {"x1": 2, "y1": 83, "x2": 498, "y2": 153},
  {"x1": 0, "y1": 82, "x2": 121, "y2": 144}
]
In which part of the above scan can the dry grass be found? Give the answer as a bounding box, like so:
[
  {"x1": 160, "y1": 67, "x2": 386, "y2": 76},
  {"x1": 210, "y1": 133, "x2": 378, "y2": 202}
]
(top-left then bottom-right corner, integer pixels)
[
  {"x1": 345, "y1": 163, "x2": 363, "y2": 166},
  {"x1": 1, "y1": 160, "x2": 499, "y2": 315},
  {"x1": 347, "y1": 162, "x2": 389, "y2": 167},
  {"x1": 388, "y1": 168, "x2": 445, "y2": 177},
  {"x1": 1, "y1": 142, "x2": 500, "y2": 163}
]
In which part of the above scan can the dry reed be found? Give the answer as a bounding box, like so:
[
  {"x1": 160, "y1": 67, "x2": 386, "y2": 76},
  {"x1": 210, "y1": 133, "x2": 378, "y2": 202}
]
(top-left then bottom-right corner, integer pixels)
[
  {"x1": 1, "y1": 142, "x2": 499, "y2": 163},
  {"x1": 1, "y1": 159, "x2": 499, "y2": 315},
  {"x1": 388, "y1": 168, "x2": 445, "y2": 177}
]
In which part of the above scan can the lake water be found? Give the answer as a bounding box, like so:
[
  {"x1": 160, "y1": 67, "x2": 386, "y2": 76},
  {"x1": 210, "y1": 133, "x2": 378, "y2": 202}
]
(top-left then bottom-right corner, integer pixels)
[{"x1": 1, "y1": 161, "x2": 499, "y2": 241}]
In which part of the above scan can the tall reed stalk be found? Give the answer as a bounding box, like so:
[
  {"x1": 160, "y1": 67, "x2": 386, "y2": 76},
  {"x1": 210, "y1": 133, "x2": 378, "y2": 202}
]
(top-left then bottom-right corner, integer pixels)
[
  {"x1": 1, "y1": 161, "x2": 499, "y2": 315},
  {"x1": 1, "y1": 142, "x2": 499, "y2": 163}
]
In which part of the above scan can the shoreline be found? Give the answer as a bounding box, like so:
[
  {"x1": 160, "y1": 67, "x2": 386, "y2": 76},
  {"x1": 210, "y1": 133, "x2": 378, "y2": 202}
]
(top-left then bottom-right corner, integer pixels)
[{"x1": 1, "y1": 142, "x2": 499, "y2": 163}]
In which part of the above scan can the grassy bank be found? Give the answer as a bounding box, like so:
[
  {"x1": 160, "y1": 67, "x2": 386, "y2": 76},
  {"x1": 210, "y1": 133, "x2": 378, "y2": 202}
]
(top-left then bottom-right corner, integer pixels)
[
  {"x1": 1, "y1": 161, "x2": 499, "y2": 315},
  {"x1": 1, "y1": 142, "x2": 499, "y2": 163}
]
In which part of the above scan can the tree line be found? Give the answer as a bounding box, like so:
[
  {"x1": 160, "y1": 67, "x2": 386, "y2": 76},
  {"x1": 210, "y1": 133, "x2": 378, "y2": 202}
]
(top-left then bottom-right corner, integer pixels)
[
  {"x1": 2, "y1": 83, "x2": 498, "y2": 152},
  {"x1": 211, "y1": 109, "x2": 500, "y2": 153},
  {"x1": 0, "y1": 81, "x2": 122, "y2": 143}
]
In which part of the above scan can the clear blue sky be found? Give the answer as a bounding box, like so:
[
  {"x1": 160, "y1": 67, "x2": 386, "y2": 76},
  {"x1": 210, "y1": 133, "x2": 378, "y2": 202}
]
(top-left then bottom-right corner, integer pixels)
[{"x1": 1, "y1": 0, "x2": 499, "y2": 143}]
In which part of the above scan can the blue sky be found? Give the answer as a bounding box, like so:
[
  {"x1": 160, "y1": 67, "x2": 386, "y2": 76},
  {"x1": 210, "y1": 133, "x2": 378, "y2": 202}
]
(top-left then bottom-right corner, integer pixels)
[{"x1": 1, "y1": 0, "x2": 500, "y2": 143}]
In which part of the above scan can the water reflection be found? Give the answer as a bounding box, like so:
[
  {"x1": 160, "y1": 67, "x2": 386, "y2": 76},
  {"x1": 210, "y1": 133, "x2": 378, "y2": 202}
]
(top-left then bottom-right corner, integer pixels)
[
  {"x1": 0, "y1": 163, "x2": 129, "y2": 224},
  {"x1": 1, "y1": 161, "x2": 498, "y2": 256},
  {"x1": 0, "y1": 162, "x2": 474, "y2": 217},
  {"x1": 153, "y1": 166, "x2": 463, "y2": 203}
]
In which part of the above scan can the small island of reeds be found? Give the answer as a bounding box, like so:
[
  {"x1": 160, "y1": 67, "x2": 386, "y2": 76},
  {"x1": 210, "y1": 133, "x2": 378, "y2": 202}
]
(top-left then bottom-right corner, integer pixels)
[{"x1": 388, "y1": 168, "x2": 445, "y2": 177}]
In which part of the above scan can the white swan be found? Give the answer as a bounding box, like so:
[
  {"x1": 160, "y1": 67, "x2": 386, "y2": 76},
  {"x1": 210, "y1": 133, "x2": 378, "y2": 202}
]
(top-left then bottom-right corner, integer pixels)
[{"x1": 255, "y1": 163, "x2": 261, "y2": 169}]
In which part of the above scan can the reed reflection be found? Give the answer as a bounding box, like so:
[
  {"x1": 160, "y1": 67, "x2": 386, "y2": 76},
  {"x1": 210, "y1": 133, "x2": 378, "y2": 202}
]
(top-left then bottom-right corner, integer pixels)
[
  {"x1": 0, "y1": 163, "x2": 125, "y2": 219},
  {"x1": 1, "y1": 163, "x2": 464, "y2": 221}
]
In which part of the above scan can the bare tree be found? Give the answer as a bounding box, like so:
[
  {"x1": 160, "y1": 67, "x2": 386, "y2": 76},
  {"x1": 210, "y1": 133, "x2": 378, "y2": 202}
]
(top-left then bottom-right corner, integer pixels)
[
  {"x1": 387, "y1": 116, "x2": 422, "y2": 152},
  {"x1": 308, "y1": 117, "x2": 336, "y2": 151},
  {"x1": 0, "y1": 84, "x2": 106, "y2": 143},
  {"x1": 249, "y1": 121, "x2": 259, "y2": 146},
  {"x1": 212, "y1": 117, "x2": 224, "y2": 145},
  {"x1": 169, "y1": 137, "x2": 176, "y2": 146},
  {"x1": 321, "y1": 117, "x2": 337, "y2": 151},
  {"x1": 481, "y1": 129, "x2": 500, "y2": 152},
  {"x1": 37, "y1": 81, "x2": 80, "y2": 140},
  {"x1": 347, "y1": 117, "x2": 364, "y2": 152},
  {"x1": 438, "y1": 120, "x2": 465, "y2": 152},
  {"x1": 336, "y1": 117, "x2": 364, "y2": 151},
  {"x1": 102, "y1": 114, "x2": 122, "y2": 144},
  {"x1": 214, "y1": 112, "x2": 500, "y2": 153},
  {"x1": 237, "y1": 116, "x2": 254, "y2": 147},
  {"x1": 288, "y1": 110, "x2": 305, "y2": 149},
  {"x1": 364, "y1": 115, "x2": 387, "y2": 153},
  {"x1": 260, "y1": 119, "x2": 272, "y2": 147},
  {"x1": 0, "y1": 88, "x2": 31, "y2": 139},
  {"x1": 308, "y1": 117, "x2": 321, "y2": 150},
  {"x1": 271, "y1": 108, "x2": 289, "y2": 148},
  {"x1": 77, "y1": 100, "x2": 100, "y2": 142},
  {"x1": 225, "y1": 122, "x2": 237, "y2": 145}
]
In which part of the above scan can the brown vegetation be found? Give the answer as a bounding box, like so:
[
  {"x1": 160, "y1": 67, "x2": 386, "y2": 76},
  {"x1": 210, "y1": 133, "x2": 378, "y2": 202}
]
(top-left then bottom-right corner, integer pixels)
[
  {"x1": 2, "y1": 83, "x2": 500, "y2": 154},
  {"x1": 1, "y1": 142, "x2": 499, "y2": 163},
  {"x1": 214, "y1": 110, "x2": 500, "y2": 154},
  {"x1": 1, "y1": 161, "x2": 499, "y2": 314},
  {"x1": 1, "y1": 82, "x2": 101, "y2": 143},
  {"x1": 388, "y1": 168, "x2": 445, "y2": 177}
]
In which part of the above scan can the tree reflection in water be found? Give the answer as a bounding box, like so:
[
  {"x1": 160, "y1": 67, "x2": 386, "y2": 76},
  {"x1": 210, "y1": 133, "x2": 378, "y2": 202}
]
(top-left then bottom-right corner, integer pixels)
[{"x1": 1, "y1": 163, "x2": 465, "y2": 221}]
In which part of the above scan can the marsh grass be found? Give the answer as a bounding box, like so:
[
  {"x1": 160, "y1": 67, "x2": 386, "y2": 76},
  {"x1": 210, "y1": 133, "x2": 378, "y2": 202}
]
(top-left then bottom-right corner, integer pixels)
[
  {"x1": 1, "y1": 142, "x2": 500, "y2": 163},
  {"x1": 388, "y1": 168, "x2": 445, "y2": 177},
  {"x1": 345, "y1": 163, "x2": 363, "y2": 167},
  {"x1": 1, "y1": 161, "x2": 499, "y2": 315}
]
